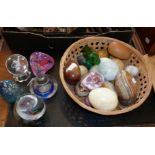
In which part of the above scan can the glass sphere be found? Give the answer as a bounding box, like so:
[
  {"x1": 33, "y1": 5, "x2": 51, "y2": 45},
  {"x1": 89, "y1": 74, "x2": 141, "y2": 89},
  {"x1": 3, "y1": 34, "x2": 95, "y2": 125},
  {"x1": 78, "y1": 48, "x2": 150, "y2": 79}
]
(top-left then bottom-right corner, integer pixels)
[{"x1": 14, "y1": 94, "x2": 46, "y2": 122}]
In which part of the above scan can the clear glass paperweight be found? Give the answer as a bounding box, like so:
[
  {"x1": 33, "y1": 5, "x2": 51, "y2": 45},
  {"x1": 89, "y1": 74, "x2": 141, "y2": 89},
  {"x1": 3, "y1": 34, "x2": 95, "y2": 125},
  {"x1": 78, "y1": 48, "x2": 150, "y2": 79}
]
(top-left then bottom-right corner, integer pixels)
[
  {"x1": 14, "y1": 94, "x2": 46, "y2": 123},
  {"x1": 5, "y1": 54, "x2": 31, "y2": 82}
]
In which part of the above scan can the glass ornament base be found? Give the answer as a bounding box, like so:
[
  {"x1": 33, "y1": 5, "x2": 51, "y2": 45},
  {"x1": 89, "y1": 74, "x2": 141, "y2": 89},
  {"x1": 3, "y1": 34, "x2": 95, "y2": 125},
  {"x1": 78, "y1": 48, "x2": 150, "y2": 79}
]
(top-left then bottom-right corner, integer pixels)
[{"x1": 29, "y1": 75, "x2": 58, "y2": 100}]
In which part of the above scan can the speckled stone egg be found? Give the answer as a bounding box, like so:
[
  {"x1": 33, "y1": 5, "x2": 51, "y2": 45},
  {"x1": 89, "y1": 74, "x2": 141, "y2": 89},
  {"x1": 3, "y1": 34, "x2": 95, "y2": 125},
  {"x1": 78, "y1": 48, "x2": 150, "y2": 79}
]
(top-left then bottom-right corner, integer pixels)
[
  {"x1": 115, "y1": 70, "x2": 138, "y2": 106},
  {"x1": 97, "y1": 58, "x2": 119, "y2": 81},
  {"x1": 88, "y1": 87, "x2": 118, "y2": 111}
]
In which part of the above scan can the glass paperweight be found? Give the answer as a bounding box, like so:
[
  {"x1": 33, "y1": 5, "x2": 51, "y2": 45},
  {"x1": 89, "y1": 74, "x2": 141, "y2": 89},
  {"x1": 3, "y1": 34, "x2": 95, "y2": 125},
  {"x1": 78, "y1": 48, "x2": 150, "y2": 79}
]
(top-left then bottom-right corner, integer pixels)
[
  {"x1": 0, "y1": 80, "x2": 23, "y2": 104},
  {"x1": 5, "y1": 54, "x2": 31, "y2": 82},
  {"x1": 14, "y1": 94, "x2": 46, "y2": 124},
  {"x1": 29, "y1": 52, "x2": 58, "y2": 99},
  {"x1": 29, "y1": 75, "x2": 58, "y2": 100}
]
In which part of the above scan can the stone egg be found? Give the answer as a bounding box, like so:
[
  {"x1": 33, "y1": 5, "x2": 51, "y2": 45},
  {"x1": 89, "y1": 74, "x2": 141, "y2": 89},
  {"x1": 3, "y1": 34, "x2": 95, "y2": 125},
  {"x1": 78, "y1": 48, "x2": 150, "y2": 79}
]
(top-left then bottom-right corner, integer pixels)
[
  {"x1": 115, "y1": 70, "x2": 138, "y2": 106},
  {"x1": 90, "y1": 65, "x2": 99, "y2": 72},
  {"x1": 75, "y1": 81, "x2": 89, "y2": 97},
  {"x1": 64, "y1": 60, "x2": 81, "y2": 85},
  {"x1": 112, "y1": 58, "x2": 125, "y2": 70},
  {"x1": 97, "y1": 58, "x2": 119, "y2": 81},
  {"x1": 102, "y1": 81, "x2": 116, "y2": 93},
  {"x1": 88, "y1": 87, "x2": 118, "y2": 111},
  {"x1": 79, "y1": 65, "x2": 88, "y2": 76},
  {"x1": 125, "y1": 65, "x2": 139, "y2": 77},
  {"x1": 96, "y1": 49, "x2": 108, "y2": 58},
  {"x1": 108, "y1": 41, "x2": 132, "y2": 59},
  {"x1": 77, "y1": 54, "x2": 86, "y2": 66}
]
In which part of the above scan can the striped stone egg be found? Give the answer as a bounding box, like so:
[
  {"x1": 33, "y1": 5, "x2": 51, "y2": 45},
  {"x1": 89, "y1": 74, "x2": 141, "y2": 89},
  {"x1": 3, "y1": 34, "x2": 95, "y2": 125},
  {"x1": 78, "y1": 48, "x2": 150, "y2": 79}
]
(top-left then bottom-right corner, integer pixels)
[{"x1": 114, "y1": 70, "x2": 138, "y2": 106}]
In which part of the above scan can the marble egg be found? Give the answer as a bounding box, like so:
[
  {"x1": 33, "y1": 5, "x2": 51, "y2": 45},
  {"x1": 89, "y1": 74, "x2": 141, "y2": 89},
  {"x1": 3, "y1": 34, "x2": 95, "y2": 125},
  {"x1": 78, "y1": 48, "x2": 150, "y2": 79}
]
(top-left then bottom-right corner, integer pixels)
[
  {"x1": 89, "y1": 88, "x2": 118, "y2": 111},
  {"x1": 64, "y1": 60, "x2": 81, "y2": 85},
  {"x1": 97, "y1": 58, "x2": 119, "y2": 81},
  {"x1": 79, "y1": 65, "x2": 88, "y2": 76},
  {"x1": 112, "y1": 58, "x2": 125, "y2": 70},
  {"x1": 115, "y1": 70, "x2": 138, "y2": 106},
  {"x1": 125, "y1": 65, "x2": 139, "y2": 77},
  {"x1": 108, "y1": 41, "x2": 132, "y2": 59}
]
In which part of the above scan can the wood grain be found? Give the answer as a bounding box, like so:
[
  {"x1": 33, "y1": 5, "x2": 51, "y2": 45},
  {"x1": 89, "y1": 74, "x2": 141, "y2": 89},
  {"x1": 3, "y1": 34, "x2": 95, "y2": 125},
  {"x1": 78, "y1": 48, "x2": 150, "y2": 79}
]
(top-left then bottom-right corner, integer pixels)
[{"x1": 0, "y1": 40, "x2": 13, "y2": 127}]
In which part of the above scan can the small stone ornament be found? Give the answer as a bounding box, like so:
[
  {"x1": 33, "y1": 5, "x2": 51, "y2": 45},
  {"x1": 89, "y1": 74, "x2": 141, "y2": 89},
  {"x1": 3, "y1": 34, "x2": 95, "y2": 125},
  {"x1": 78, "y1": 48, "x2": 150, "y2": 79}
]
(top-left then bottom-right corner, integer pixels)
[
  {"x1": 0, "y1": 80, "x2": 23, "y2": 104},
  {"x1": 125, "y1": 65, "x2": 139, "y2": 77},
  {"x1": 64, "y1": 60, "x2": 81, "y2": 85},
  {"x1": 81, "y1": 71, "x2": 104, "y2": 90},
  {"x1": 115, "y1": 70, "x2": 138, "y2": 106}
]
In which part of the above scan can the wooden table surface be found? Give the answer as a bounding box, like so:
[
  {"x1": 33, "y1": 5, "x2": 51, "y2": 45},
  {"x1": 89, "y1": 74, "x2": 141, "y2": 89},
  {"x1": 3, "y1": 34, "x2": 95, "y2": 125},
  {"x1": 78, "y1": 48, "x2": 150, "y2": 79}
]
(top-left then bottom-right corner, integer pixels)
[{"x1": 0, "y1": 40, "x2": 13, "y2": 127}]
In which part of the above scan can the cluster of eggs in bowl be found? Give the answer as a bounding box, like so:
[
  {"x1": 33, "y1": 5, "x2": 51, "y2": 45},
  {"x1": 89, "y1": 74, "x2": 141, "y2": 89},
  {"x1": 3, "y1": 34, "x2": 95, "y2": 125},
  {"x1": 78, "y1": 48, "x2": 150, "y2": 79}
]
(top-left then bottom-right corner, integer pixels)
[{"x1": 60, "y1": 37, "x2": 152, "y2": 115}]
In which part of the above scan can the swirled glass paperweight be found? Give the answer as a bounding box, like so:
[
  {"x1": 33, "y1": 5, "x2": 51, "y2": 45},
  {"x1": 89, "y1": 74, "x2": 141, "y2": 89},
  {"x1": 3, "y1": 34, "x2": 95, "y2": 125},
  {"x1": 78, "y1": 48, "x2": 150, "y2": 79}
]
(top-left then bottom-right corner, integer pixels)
[
  {"x1": 29, "y1": 52, "x2": 58, "y2": 99},
  {"x1": 14, "y1": 94, "x2": 46, "y2": 124},
  {"x1": 5, "y1": 54, "x2": 31, "y2": 82}
]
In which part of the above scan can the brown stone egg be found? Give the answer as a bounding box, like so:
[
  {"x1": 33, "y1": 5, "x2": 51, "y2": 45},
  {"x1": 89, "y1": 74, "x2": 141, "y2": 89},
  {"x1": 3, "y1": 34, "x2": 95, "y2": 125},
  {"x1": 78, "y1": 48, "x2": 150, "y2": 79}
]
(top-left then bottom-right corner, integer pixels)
[
  {"x1": 115, "y1": 70, "x2": 138, "y2": 106},
  {"x1": 108, "y1": 42, "x2": 132, "y2": 59},
  {"x1": 64, "y1": 60, "x2": 81, "y2": 85}
]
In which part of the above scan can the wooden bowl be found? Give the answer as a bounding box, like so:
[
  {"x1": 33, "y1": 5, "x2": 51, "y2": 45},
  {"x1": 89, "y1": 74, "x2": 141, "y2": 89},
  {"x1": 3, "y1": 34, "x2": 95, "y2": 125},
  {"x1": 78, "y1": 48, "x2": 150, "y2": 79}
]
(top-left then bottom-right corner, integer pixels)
[{"x1": 59, "y1": 37, "x2": 152, "y2": 115}]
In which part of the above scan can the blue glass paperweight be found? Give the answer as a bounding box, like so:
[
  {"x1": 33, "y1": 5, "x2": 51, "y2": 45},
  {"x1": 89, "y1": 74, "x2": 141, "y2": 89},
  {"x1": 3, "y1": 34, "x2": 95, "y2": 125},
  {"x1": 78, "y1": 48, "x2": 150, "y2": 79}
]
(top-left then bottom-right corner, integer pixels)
[{"x1": 0, "y1": 80, "x2": 23, "y2": 104}]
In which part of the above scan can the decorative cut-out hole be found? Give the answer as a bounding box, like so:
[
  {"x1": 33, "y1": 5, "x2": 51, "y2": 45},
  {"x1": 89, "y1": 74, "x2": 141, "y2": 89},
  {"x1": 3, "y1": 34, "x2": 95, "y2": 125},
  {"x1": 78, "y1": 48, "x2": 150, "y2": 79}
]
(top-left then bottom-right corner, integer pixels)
[
  {"x1": 71, "y1": 51, "x2": 74, "y2": 54},
  {"x1": 96, "y1": 42, "x2": 99, "y2": 45},
  {"x1": 140, "y1": 88, "x2": 143, "y2": 91},
  {"x1": 143, "y1": 76, "x2": 146, "y2": 79},
  {"x1": 91, "y1": 43, "x2": 94, "y2": 45},
  {"x1": 144, "y1": 85, "x2": 147, "y2": 89},
  {"x1": 130, "y1": 60, "x2": 133, "y2": 63},
  {"x1": 68, "y1": 54, "x2": 70, "y2": 57},
  {"x1": 96, "y1": 47, "x2": 99, "y2": 50},
  {"x1": 101, "y1": 42, "x2": 105, "y2": 45},
  {"x1": 101, "y1": 47, "x2": 104, "y2": 49},
  {"x1": 140, "y1": 78, "x2": 142, "y2": 81},
  {"x1": 75, "y1": 48, "x2": 77, "y2": 51},
  {"x1": 133, "y1": 56, "x2": 135, "y2": 59},
  {"x1": 144, "y1": 81, "x2": 147, "y2": 83},
  {"x1": 136, "y1": 60, "x2": 139, "y2": 64},
  {"x1": 80, "y1": 46, "x2": 83, "y2": 49},
  {"x1": 138, "y1": 73, "x2": 141, "y2": 77}
]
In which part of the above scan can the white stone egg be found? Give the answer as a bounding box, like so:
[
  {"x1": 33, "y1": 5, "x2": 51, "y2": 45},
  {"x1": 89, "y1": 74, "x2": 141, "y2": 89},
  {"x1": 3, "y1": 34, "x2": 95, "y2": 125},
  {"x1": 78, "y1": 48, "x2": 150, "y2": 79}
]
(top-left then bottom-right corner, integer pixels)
[
  {"x1": 125, "y1": 65, "x2": 139, "y2": 77},
  {"x1": 88, "y1": 87, "x2": 118, "y2": 111}
]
